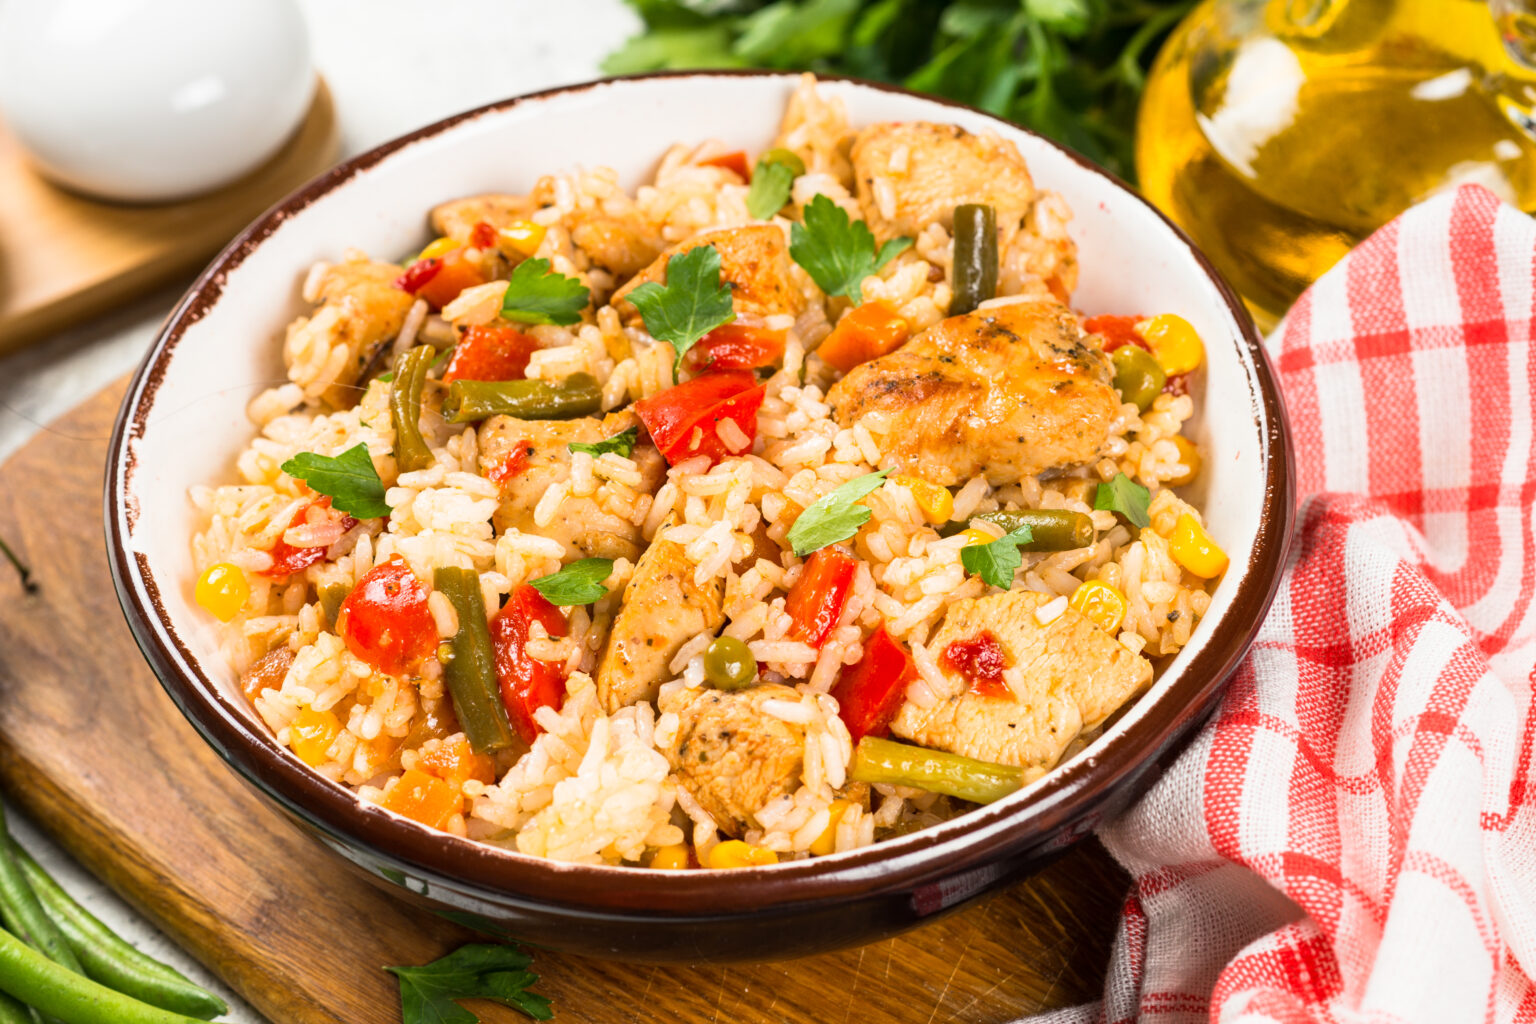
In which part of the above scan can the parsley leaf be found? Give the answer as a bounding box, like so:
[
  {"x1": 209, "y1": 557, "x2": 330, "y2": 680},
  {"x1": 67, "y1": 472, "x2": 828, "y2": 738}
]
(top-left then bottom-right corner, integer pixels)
[
  {"x1": 568, "y1": 426, "x2": 639, "y2": 459},
  {"x1": 529, "y1": 557, "x2": 615, "y2": 606},
  {"x1": 500, "y1": 258, "x2": 590, "y2": 326},
  {"x1": 960, "y1": 526, "x2": 1034, "y2": 590},
  {"x1": 280, "y1": 444, "x2": 390, "y2": 519},
  {"x1": 746, "y1": 158, "x2": 796, "y2": 220},
  {"x1": 1094, "y1": 472, "x2": 1151, "y2": 529},
  {"x1": 787, "y1": 469, "x2": 891, "y2": 556},
  {"x1": 387, "y1": 943, "x2": 552, "y2": 1024},
  {"x1": 790, "y1": 194, "x2": 911, "y2": 301},
  {"x1": 625, "y1": 244, "x2": 737, "y2": 380}
]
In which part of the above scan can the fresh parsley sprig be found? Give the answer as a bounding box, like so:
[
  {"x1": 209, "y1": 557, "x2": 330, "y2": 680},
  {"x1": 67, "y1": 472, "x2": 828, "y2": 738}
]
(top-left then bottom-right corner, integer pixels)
[
  {"x1": 960, "y1": 525, "x2": 1035, "y2": 589},
  {"x1": 568, "y1": 426, "x2": 639, "y2": 459},
  {"x1": 280, "y1": 444, "x2": 391, "y2": 519},
  {"x1": 626, "y1": 244, "x2": 737, "y2": 380},
  {"x1": 529, "y1": 557, "x2": 615, "y2": 606},
  {"x1": 790, "y1": 195, "x2": 911, "y2": 302},
  {"x1": 500, "y1": 258, "x2": 590, "y2": 326},
  {"x1": 787, "y1": 469, "x2": 891, "y2": 556},
  {"x1": 387, "y1": 943, "x2": 552, "y2": 1023},
  {"x1": 746, "y1": 150, "x2": 801, "y2": 220},
  {"x1": 1094, "y1": 472, "x2": 1151, "y2": 528}
]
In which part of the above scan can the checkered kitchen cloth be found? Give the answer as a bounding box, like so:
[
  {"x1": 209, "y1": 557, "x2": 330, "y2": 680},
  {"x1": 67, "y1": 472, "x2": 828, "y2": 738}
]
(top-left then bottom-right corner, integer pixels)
[{"x1": 1028, "y1": 184, "x2": 1536, "y2": 1023}]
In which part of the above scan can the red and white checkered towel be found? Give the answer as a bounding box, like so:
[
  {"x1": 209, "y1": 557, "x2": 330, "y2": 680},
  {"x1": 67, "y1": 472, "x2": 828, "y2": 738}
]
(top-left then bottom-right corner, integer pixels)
[{"x1": 1028, "y1": 184, "x2": 1536, "y2": 1024}]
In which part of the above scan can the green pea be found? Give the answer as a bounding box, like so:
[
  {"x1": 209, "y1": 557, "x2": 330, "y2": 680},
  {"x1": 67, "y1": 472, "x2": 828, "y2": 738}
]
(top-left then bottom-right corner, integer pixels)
[
  {"x1": 703, "y1": 636, "x2": 757, "y2": 691},
  {"x1": 760, "y1": 147, "x2": 806, "y2": 177},
  {"x1": 1111, "y1": 345, "x2": 1166, "y2": 412}
]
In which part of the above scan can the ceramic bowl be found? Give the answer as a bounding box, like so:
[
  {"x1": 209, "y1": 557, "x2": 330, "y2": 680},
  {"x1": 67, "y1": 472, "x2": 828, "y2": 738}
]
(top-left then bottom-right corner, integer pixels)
[{"x1": 107, "y1": 72, "x2": 1292, "y2": 962}]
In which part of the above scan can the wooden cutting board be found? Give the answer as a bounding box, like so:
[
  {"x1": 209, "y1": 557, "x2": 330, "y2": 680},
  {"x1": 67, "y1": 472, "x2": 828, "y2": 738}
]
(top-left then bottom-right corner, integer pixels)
[
  {"x1": 0, "y1": 379, "x2": 1126, "y2": 1024},
  {"x1": 0, "y1": 80, "x2": 338, "y2": 357}
]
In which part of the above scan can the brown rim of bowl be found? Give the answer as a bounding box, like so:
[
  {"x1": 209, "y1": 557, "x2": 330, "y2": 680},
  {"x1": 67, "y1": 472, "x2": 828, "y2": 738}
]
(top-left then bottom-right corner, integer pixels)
[{"x1": 106, "y1": 70, "x2": 1295, "y2": 917}]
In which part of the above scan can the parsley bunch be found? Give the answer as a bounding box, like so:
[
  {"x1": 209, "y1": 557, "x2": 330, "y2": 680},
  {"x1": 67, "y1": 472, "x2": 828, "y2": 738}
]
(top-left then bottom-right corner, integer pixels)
[{"x1": 603, "y1": 0, "x2": 1196, "y2": 179}]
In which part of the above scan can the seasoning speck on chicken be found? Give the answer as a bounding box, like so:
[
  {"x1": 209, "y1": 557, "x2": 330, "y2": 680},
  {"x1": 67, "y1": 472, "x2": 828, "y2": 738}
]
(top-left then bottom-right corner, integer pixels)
[
  {"x1": 827, "y1": 301, "x2": 1120, "y2": 486},
  {"x1": 892, "y1": 591, "x2": 1153, "y2": 779}
]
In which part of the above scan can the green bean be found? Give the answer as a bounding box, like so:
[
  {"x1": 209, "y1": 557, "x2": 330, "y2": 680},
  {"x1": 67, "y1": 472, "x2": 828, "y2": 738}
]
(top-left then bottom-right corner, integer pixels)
[
  {"x1": 433, "y1": 567, "x2": 516, "y2": 754},
  {"x1": 318, "y1": 582, "x2": 350, "y2": 632},
  {"x1": 443, "y1": 374, "x2": 603, "y2": 424},
  {"x1": 972, "y1": 509, "x2": 1095, "y2": 551},
  {"x1": 849, "y1": 736, "x2": 1022, "y2": 805},
  {"x1": 1110, "y1": 345, "x2": 1166, "y2": 412},
  {"x1": 0, "y1": 807, "x2": 78, "y2": 976},
  {"x1": 0, "y1": 990, "x2": 28, "y2": 1024},
  {"x1": 12, "y1": 847, "x2": 225, "y2": 1020},
  {"x1": 948, "y1": 204, "x2": 998, "y2": 316},
  {"x1": 703, "y1": 637, "x2": 756, "y2": 691},
  {"x1": 389, "y1": 344, "x2": 437, "y2": 473},
  {"x1": 0, "y1": 929, "x2": 215, "y2": 1024}
]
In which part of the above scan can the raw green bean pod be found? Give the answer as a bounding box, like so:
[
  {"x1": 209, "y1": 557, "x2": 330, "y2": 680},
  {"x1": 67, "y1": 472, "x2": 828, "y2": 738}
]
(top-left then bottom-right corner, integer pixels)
[
  {"x1": 389, "y1": 345, "x2": 437, "y2": 473},
  {"x1": 12, "y1": 847, "x2": 226, "y2": 1020},
  {"x1": 849, "y1": 736, "x2": 1022, "y2": 805},
  {"x1": 434, "y1": 567, "x2": 516, "y2": 754},
  {"x1": 0, "y1": 806, "x2": 79, "y2": 975},
  {"x1": 948, "y1": 203, "x2": 998, "y2": 316},
  {"x1": 443, "y1": 374, "x2": 603, "y2": 424},
  {"x1": 0, "y1": 990, "x2": 27, "y2": 1024},
  {"x1": 0, "y1": 929, "x2": 213, "y2": 1024},
  {"x1": 971, "y1": 509, "x2": 1095, "y2": 551}
]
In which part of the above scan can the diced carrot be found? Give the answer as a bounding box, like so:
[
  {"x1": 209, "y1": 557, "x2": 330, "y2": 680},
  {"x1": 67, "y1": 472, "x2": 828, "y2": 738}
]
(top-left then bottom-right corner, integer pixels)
[
  {"x1": 380, "y1": 769, "x2": 461, "y2": 830},
  {"x1": 818, "y1": 301, "x2": 910, "y2": 373},
  {"x1": 701, "y1": 150, "x2": 751, "y2": 181},
  {"x1": 413, "y1": 250, "x2": 487, "y2": 310},
  {"x1": 417, "y1": 736, "x2": 497, "y2": 789}
]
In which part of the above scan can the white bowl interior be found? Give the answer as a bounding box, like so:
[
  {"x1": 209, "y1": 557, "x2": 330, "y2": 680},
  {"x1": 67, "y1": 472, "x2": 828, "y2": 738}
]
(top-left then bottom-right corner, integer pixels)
[{"x1": 120, "y1": 74, "x2": 1271, "y2": 797}]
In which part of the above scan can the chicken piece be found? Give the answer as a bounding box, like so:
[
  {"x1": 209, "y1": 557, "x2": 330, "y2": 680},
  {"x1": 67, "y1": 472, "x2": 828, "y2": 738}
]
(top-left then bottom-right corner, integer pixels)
[
  {"x1": 825, "y1": 301, "x2": 1118, "y2": 486},
  {"x1": 478, "y1": 411, "x2": 665, "y2": 562},
  {"x1": 571, "y1": 215, "x2": 665, "y2": 280},
  {"x1": 283, "y1": 256, "x2": 415, "y2": 408},
  {"x1": 429, "y1": 193, "x2": 539, "y2": 242},
  {"x1": 660, "y1": 683, "x2": 806, "y2": 836},
  {"x1": 611, "y1": 225, "x2": 805, "y2": 321},
  {"x1": 891, "y1": 591, "x2": 1152, "y2": 780},
  {"x1": 596, "y1": 527, "x2": 725, "y2": 712}
]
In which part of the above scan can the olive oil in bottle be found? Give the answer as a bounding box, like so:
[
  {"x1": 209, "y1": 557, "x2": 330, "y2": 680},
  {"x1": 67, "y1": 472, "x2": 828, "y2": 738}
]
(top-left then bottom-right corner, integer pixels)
[{"x1": 1136, "y1": 0, "x2": 1536, "y2": 328}]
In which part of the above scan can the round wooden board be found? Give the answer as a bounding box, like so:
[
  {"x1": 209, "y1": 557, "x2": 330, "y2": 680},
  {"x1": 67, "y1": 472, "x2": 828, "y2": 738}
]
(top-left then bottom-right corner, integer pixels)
[{"x1": 0, "y1": 379, "x2": 1125, "y2": 1023}]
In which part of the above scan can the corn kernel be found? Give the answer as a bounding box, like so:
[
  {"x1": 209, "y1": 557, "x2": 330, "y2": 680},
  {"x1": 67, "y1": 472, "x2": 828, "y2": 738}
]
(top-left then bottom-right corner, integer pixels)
[
  {"x1": 1169, "y1": 513, "x2": 1228, "y2": 578},
  {"x1": 1166, "y1": 435, "x2": 1202, "y2": 487},
  {"x1": 500, "y1": 220, "x2": 547, "y2": 257},
  {"x1": 1069, "y1": 580, "x2": 1128, "y2": 634},
  {"x1": 418, "y1": 236, "x2": 459, "y2": 261},
  {"x1": 892, "y1": 475, "x2": 954, "y2": 526},
  {"x1": 707, "y1": 840, "x2": 779, "y2": 869},
  {"x1": 960, "y1": 528, "x2": 994, "y2": 548},
  {"x1": 195, "y1": 563, "x2": 250, "y2": 623},
  {"x1": 810, "y1": 800, "x2": 854, "y2": 856},
  {"x1": 649, "y1": 844, "x2": 690, "y2": 870},
  {"x1": 290, "y1": 706, "x2": 342, "y2": 766},
  {"x1": 1137, "y1": 314, "x2": 1204, "y2": 376}
]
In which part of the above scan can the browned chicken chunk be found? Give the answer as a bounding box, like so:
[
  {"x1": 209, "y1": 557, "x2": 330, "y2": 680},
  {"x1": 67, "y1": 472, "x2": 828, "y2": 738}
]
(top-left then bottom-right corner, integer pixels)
[
  {"x1": 478, "y1": 411, "x2": 664, "y2": 562},
  {"x1": 612, "y1": 225, "x2": 805, "y2": 321},
  {"x1": 891, "y1": 591, "x2": 1152, "y2": 780},
  {"x1": 571, "y1": 216, "x2": 666, "y2": 280},
  {"x1": 826, "y1": 301, "x2": 1119, "y2": 486},
  {"x1": 660, "y1": 683, "x2": 806, "y2": 836},
  {"x1": 596, "y1": 526, "x2": 725, "y2": 712},
  {"x1": 430, "y1": 193, "x2": 539, "y2": 242},
  {"x1": 849, "y1": 122, "x2": 1036, "y2": 246},
  {"x1": 283, "y1": 256, "x2": 415, "y2": 408}
]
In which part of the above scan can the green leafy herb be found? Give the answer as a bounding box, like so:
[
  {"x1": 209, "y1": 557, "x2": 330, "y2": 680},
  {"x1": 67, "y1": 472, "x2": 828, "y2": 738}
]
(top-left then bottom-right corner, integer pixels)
[
  {"x1": 529, "y1": 557, "x2": 615, "y2": 606},
  {"x1": 387, "y1": 943, "x2": 552, "y2": 1024},
  {"x1": 602, "y1": 0, "x2": 1197, "y2": 179},
  {"x1": 1094, "y1": 472, "x2": 1151, "y2": 528},
  {"x1": 0, "y1": 533, "x2": 36, "y2": 594},
  {"x1": 790, "y1": 194, "x2": 911, "y2": 301},
  {"x1": 626, "y1": 244, "x2": 737, "y2": 380},
  {"x1": 568, "y1": 426, "x2": 639, "y2": 459},
  {"x1": 280, "y1": 444, "x2": 390, "y2": 519},
  {"x1": 787, "y1": 469, "x2": 891, "y2": 556},
  {"x1": 500, "y1": 257, "x2": 590, "y2": 326},
  {"x1": 746, "y1": 158, "x2": 796, "y2": 220},
  {"x1": 959, "y1": 526, "x2": 1034, "y2": 589}
]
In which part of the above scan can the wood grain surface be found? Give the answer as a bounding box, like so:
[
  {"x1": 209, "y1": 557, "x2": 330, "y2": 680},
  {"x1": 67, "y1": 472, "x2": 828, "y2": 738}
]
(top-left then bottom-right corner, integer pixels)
[
  {"x1": 0, "y1": 379, "x2": 1127, "y2": 1024},
  {"x1": 0, "y1": 80, "x2": 338, "y2": 357}
]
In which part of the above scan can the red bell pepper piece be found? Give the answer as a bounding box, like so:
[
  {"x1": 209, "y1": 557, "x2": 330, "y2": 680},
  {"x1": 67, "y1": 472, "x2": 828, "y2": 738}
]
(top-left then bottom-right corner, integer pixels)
[
  {"x1": 336, "y1": 559, "x2": 438, "y2": 677},
  {"x1": 939, "y1": 631, "x2": 1013, "y2": 699},
  {"x1": 633, "y1": 369, "x2": 765, "y2": 467},
  {"x1": 1082, "y1": 314, "x2": 1149, "y2": 353},
  {"x1": 263, "y1": 496, "x2": 356, "y2": 578},
  {"x1": 687, "y1": 323, "x2": 786, "y2": 372},
  {"x1": 488, "y1": 438, "x2": 534, "y2": 486},
  {"x1": 469, "y1": 220, "x2": 498, "y2": 249},
  {"x1": 443, "y1": 324, "x2": 539, "y2": 384},
  {"x1": 701, "y1": 150, "x2": 751, "y2": 181},
  {"x1": 784, "y1": 547, "x2": 858, "y2": 649},
  {"x1": 394, "y1": 258, "x2": 442, "y2": 294},
  {"x1": 401, "y1": 249, "x2": 487, "y2": 310},
  {"x1": 490, "y1": 585, "x2": 569, "y2": 745},
  {"x1": 831, "y1": 624, "x2": 919, "y2": 743}
]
